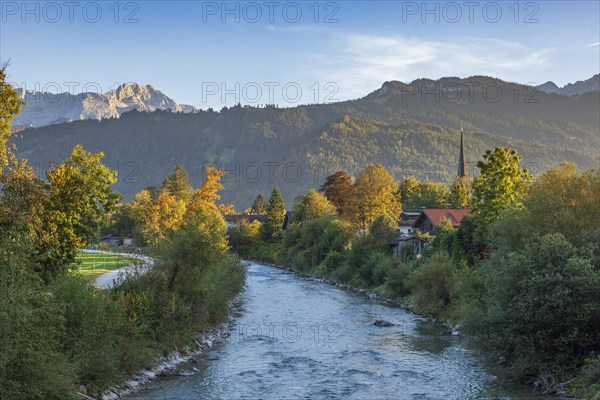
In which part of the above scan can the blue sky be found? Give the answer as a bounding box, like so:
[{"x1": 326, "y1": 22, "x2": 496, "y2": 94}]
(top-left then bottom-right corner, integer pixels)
[{"x1": 1, "y1": 1, "x2": 599, "y2": 109}]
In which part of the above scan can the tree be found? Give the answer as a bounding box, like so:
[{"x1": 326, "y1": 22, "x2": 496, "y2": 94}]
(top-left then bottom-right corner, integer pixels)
[
  {"x1": 320, "y1": 170, "x2": 353, "y2": 213},
  {"x1": 40, "y1": 145, "x2": 121, "y2": 278},
  {"x1": 491, "y1": 163, "x2": 600, "y2": 252},
  {"x1": 448, "y1": 176, "x2": 471, "y2": 209},
  {"x1": 262, "y1": 186, "x2": 286, "y2": 241},
  {"x1": 162, "y1": 164, "x2": 192, "y2": 202},
  {"x1": 471, "y1": 147, "x2": 531, "y2": 224},
  {"x1": 481, "y1": 233, "x2": 600, "y2": 378},
  {"x1": 250, "y1": 194, "x2": 267, "y2": 214},
  {"x1": 187, "y1": 166, "x2": 231, "y2": 221},
  {"x1": 293, "y1": 188, "x2": 337, "y2": 223},
  {"x1": 343, "y1": 164, "x2": 401, "y2": 231},
  {"x1": 399, "y1": 176, "x2": 449, "y2": 209},
  {"x1": 0, "y1": 65, "x2": 24, "y2": 166},
  {"x1": 130, "y1": 188, "x2": 186, "y2": 245}
]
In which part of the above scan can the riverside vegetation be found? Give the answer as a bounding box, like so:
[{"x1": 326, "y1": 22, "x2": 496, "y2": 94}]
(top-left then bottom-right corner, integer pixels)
[
  {"x1": 0, "y1": 68, "x2": 244, "y2": 399},
  {"x1": 227, "y1": 156, "x2": 600, "y2": 398}
]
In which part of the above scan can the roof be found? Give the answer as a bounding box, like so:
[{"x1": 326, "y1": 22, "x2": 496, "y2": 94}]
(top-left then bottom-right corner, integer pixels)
[
  {"x1": 399, "y1": 208, "x2": 422, "y2": 226},
  {"x1": 419, "y1": 209, "x2": 470, "y2": 228},
  {"x1": 389, "y1": 235, "x2": 428, "y2": 244}
]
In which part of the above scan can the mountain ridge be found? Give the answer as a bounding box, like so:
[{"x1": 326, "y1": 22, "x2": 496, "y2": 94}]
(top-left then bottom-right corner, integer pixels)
[
  {"x1": 13, "y1": 83, "x2": 196, "y2": 129},
  {"x1": 12, "y1": 75, "x2": 600, "y2": 208},
  {"x1": 537, "y1": 74, "x2": 600, "y2": 96}
]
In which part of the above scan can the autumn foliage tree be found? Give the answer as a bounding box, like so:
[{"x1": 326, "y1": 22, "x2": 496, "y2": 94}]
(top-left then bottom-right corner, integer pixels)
[
  {"x1": 319, "y1": 170, "x2": 353, "y2": 213},
  {"x1": 0, "y1": 65, "x2": 24, "y2": 166},
  {"x1": 293, "y1": 188, "x2": 337, "y2": 223},
  {"x1": 343, "y1": 164, "x2": 401, "y2": 231}
]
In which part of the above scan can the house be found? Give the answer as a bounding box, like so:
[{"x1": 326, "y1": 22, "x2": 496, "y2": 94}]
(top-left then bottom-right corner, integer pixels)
[
  {"x1": 389, "y1": 235, "x2": 428, "y2": 257},
  {"x1": 413, "y1": 208, "x2": 470, "y2": 235},
  {"x1": 99, "y1": 234, "x2": 135, "y2": 248},
  {"x1": 399, "y1": 208, "x2": 422, "y2": 234}
]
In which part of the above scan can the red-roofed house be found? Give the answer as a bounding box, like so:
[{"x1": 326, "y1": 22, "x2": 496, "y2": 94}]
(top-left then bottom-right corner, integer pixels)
[{"x1": 413, "y1": 209, "x2": 470, "y2": 235}]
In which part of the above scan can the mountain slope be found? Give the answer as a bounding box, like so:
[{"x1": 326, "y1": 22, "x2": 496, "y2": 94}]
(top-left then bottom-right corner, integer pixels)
[
  {"x1": 13, "y1": 83, "x2": 196, "y2": 128},
  {"x1": 13, "y1": 76, "x2": 600, "y2": 208},
  {"x1": 537, "y1": 74, "x2": 600, "y2": 96}
]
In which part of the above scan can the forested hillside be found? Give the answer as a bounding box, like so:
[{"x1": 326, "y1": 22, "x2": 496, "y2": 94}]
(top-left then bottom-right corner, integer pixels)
[{"x1": 14, "y1": 76, "x2": 599, "y2": 208}]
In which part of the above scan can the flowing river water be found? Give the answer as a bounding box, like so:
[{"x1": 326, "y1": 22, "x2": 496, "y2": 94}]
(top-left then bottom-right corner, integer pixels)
[{"x1": 124, "y1": 261, "x2": 553, "y2": 400}]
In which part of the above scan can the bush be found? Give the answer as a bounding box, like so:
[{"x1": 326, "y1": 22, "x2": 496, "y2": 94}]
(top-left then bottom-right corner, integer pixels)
[
  {"x1": 480, "y1": 234, "x2": 600, "y2": 378},
  {"x1": 407, "y1": 252, "x2": 456, "y2": 316},
  {"x1": 384, "y1": 260, "x2": 418, "y2": 298},
  {"x1": 321, "y1": 251, "x2": 346, "y2": 274},
  {"x1": 359, "y1": 249, "x2": 391, "y2": 286},
  {"x1": 51, "y1": 274, "x2": 125, "y2": 392}
]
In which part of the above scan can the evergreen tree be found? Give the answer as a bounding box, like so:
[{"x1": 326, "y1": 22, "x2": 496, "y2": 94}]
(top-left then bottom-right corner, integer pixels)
[
  {"x1": 250, "y1": 193, "x2": 267, "y2": 214},
  {"x1": 262, "y1": 186, "x2": 286, "y2": 241},
  {"x1": 162, "y1": 164, "x2": 192, "y2": 202}
]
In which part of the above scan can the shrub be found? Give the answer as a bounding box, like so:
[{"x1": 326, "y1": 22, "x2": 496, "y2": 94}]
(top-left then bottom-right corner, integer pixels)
[
  {"x1": 384, "y1": 260, "x2": 418, "y2": 298},
  {"x1": 407, "y1": 252, "x2": 456, "y2": 316},
  {"x1": 321, "y1": 250, "x2": 346, "y2": 274},
  {"x1": 480, "y1": 234, "x2": 600, "y2": 378},
  {"x1": 359, "y1": 249, "x2": 391, "y2": 286}
]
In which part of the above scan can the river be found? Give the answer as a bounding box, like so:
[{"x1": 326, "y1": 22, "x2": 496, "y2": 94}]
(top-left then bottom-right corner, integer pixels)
[{"x1": 124, "y1": 261, "x2": 553, "y2": 400}]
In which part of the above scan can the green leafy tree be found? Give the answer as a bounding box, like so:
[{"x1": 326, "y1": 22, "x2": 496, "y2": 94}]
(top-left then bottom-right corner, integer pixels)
[
  {"x1": 42, "y1": 145, "x2": 121, "y2": 278},
  {"x1": 250, "y1": 193, "x2": 267, "y2": 214},
  {"x1": 343, "y1": 164, "x2": 401, "y2": 231},
  {"x1": 0, "y1": 65, "x2": 24, "y2": 166},
  {"x1": 162, "y1": 164, "x2": 192, "y2": 202},
  {"x1": 471, "y1": 147, "x2": 531, "y2": 224},
  {"x1": 448, "y1": 177, "x2": 471, "y2": 209},
  {"x1": 293, "y1": 188, "x2": 337, "y2": 223},
  {"x1": 320, "y1": 170, "x2": 353, "y2": 213},
  {"x1": 481, "y1": 234, "x2": 600, "y2": 378},
  {"x1": 399, "y1": 177, "x2": 449, "y2": 209},
  {"x1": 262, "y1": 186, "x2": 286, "y2": 241}
]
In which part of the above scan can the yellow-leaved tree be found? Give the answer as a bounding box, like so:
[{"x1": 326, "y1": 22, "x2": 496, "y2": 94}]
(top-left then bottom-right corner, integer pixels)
[{"x1": 343, "y1": 164, "x2": 401, "y2": 231}]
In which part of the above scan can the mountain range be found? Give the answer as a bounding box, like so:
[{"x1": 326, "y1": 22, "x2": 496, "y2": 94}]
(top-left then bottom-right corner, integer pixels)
[
  {"x1": 13, "y1": 83, "x2": 196, "y2": 129},
  {"x1": 537, "y1": 74, "x2": 600, "y2": 96},
  {"x1": 12, "y1": 75, "x2": 600, "y2": 208}
]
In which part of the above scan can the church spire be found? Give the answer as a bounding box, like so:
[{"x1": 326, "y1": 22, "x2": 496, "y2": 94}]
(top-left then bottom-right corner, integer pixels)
[{"x1": 458, "y1": 126, "x2": 467, "y2": 178}]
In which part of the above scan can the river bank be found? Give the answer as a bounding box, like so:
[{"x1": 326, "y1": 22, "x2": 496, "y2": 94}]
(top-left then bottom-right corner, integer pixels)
[{"x1": 97, "y1": 292, "x2": 244, "y2": 400}]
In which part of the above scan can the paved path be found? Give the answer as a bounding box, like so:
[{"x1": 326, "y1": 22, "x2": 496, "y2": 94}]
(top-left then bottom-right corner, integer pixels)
[{"x1": 81, "y1": 249, "x2": 154, "y2": 289}]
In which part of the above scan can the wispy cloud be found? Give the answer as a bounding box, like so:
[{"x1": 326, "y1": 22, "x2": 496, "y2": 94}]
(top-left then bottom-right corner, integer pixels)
[
  {"x1": 306, "y1": 33, "x2": 555, "y2": 99},
  {"x1": 587, "y1": 42, "x2": 600, "y2": 47}
]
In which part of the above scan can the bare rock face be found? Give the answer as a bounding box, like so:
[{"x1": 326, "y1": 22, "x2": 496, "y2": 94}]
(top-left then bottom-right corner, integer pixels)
[{"x1": 13, "y1": 83, "x2": 197, "y2": 129}]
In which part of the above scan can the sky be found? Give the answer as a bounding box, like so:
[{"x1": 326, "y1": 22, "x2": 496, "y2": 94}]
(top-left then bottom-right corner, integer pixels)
[{"x1": 1, "y1": 0, "x2": 599, "y2": 109}]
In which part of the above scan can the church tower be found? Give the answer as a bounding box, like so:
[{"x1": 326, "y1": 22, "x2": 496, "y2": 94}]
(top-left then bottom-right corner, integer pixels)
[{"x1": 458, "y1": 126, "x2": 468, "y2": 178}]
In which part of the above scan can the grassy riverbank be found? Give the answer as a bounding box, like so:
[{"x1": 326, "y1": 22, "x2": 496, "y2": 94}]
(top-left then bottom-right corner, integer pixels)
[{"x1": 75, "y1": 251, "x2": 138, "y2": 280}]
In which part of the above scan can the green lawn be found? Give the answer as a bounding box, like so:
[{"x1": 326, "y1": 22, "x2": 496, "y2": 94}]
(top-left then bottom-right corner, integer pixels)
[{"x1": 75, "y1": 251, "x2": 137, "y2": 280}]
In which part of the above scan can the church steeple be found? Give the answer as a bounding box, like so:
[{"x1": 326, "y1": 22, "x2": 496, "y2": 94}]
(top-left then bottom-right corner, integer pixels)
[{"x1": 458, "y1": 126, "x2": 467, "y2": 178}]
